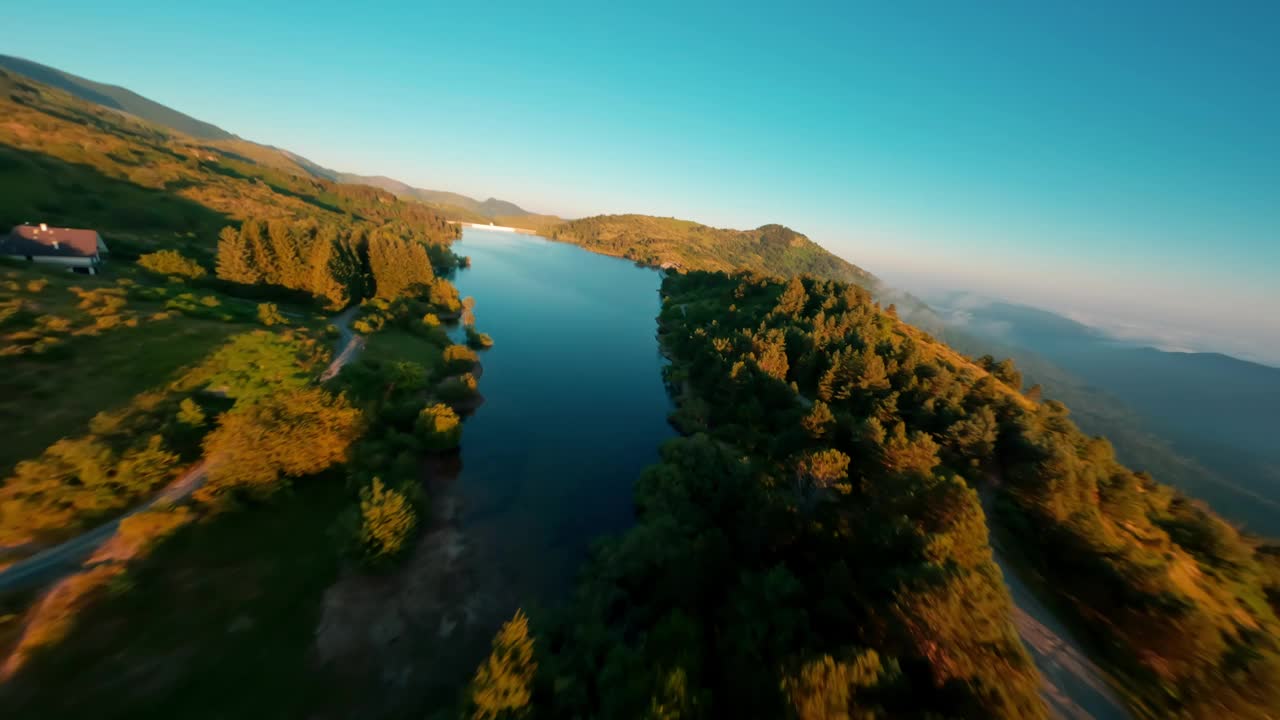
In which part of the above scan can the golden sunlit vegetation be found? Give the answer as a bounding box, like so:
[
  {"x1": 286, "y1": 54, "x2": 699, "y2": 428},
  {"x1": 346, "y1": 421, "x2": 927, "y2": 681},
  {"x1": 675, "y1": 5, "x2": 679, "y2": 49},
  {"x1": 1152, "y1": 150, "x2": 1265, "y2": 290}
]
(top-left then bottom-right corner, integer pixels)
[
  {"x1": 549, "y1": 214, "x2": 875, "y2": 287},
  {"x1": 468, "y1": 609, "x2": 538, "y2": 720},
  {"x1": 0, "y1": 61, "x2": 489, "y2": 719},
  {"x1": 136, "y1": 249, "x2": 207, "y2": 279},
  {"x1": 0, "y1": 265, "x2": 261, "y2": 474},
  {"x1": 354, "y1": 477, "x2": 418, "y2": 563},
  {"x1": 199, "y1": 387, "x2": 362, "y2": 502},
  {"x1": 0, "y1": 328, "x2": 326, "y2": 544},
  {"x1": 0, "y1": 68, "x2": 458, "y2": 261}
]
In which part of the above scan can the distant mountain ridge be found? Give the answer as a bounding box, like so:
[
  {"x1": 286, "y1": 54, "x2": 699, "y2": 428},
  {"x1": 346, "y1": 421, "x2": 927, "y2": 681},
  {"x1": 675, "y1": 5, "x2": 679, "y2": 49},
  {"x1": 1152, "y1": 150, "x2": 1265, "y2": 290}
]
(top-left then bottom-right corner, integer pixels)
[
  {"x1": 330, "y1": 173, "x2": 533, "y2": 220},
  {"x1": 929, "y1": 292, "x2": 1280, "y2": 534},
  {"x1": 0, "y1": 54, "x2": 236, "y2": 141},
  {"x1": 0, "y1": 54, "x2": 537, "y2": 222}
]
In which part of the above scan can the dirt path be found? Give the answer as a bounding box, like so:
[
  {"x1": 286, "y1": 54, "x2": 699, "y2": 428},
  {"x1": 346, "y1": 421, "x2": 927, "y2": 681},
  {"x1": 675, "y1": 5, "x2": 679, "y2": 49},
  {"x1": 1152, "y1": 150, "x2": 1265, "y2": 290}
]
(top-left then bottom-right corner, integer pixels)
[
  {"x1": 983, "y1": 491, "x2": 1131, "y2": 720},
  {"x1": 0, "y1": 308, "x2": 365, "y2": 594}
]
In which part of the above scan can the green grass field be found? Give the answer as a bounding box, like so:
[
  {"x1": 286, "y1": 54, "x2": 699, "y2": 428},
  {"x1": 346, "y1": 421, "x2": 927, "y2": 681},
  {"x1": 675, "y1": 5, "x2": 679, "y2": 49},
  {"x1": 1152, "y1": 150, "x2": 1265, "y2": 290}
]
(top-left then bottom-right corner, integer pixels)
[
  {"x1": 0, "y1": 265, "x2": 254, "y2": 474},
  {"x1": 361, "y1": 327, "x2": 445, "y2": 371},
  {"x1": 0, "y1": 480, "x2": 354, "y2": 719}
]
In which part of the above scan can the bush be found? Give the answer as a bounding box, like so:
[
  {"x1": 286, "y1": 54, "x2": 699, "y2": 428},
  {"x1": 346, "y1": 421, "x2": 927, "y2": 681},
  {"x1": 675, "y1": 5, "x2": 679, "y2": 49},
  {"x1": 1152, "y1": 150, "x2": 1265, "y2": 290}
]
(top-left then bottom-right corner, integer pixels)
[
  {"x1": 443, "y1": 344, "x2": 479, "y2": 374},
  {"x1": 438, "y1": 373, "x2": 479, "y2": 403},
  {"x1": 466, "y1": 326, "x2": 494, "y2": 350},
  {"x1": 355, "y1": 477, "x2": 418, "y2": 564},
  {"x1": 176, "y1": 397, "x2": 206, "y2": 426},
  {"x1": 200, "y1": 387, "x2": 361, "y2": 501},
  {"x1": 257, "y1": 302, "x2": 286, "y2": 326},
  {"x1": 417, "y1": 402, "x2": 461, "y2": 450},
  {"x1": 137, "y1": 249, "x2": 208, "y2": 279}
]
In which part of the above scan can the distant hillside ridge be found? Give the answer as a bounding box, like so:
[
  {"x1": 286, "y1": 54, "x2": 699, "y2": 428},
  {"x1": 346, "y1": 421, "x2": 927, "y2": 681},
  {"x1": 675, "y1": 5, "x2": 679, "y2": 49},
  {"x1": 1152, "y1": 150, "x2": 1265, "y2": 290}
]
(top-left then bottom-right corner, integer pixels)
[
  {"x1": 0, "y1": 54, "x2": 542, "y2": 224},
  {"x1": 548, "y1": 213, "x2": 877, "y2": 287},
  {"x1": 0, "y1": 54, "x2": 236, "y2": 141},
  {"x1": 334, "y1": 172, "x2": 534, "y2": 220}
]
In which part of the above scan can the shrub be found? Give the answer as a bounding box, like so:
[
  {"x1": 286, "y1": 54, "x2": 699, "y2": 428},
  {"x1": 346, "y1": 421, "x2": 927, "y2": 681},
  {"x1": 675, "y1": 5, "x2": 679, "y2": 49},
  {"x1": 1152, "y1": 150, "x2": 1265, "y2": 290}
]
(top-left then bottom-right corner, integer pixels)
[
  {"x1": 466, "y1": 326, "x2": 494, "y2": 350},
  {"x1": 137, "y1": 249, "x2": 207, "y2": 279},
  {"x1": 25, "y1": 279, "x2": 48, "y2": 293},
  {"x1": 443, "y1": 344, "x2": 479, "y2": 374},
  {"x1": 257, "y1": 302, "x2": 286, "y2": 326},
  {"x1": 438, "y1": 373, "x2": 479, "y2": 403},
  {"x1": 200, "y1": 387, "x2": 361, "y2": 501},
  {"x1": 356, "y1": 477, "x2": 418, "y2": 563},
  {"x1": 36, "y1": 315, "x2": 72, "y2": 333},
  {"x1": 417, "y1": 402, "x2": 461, "y2": 450},
  {"x1": 176, "y1": 397, "x2": 206, "y2": 426}
]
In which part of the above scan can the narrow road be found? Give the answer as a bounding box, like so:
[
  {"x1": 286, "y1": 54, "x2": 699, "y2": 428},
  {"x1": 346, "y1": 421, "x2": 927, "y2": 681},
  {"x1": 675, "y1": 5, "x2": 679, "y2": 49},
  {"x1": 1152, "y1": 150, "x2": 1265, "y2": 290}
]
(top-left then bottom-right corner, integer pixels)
[
  {"x1": 982, "y1": 491, "x2": 1131, "y2": 720},
  {"x1": 0, "y1": 307, "x2": 365, "y2": 594}
]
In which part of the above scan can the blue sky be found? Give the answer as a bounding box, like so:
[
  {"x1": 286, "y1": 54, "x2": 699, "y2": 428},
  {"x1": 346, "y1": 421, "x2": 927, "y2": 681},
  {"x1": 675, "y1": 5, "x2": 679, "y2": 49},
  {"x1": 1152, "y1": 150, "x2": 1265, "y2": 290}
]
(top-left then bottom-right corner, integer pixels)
[{"x1": 5, "y1": 1, "x2": 1279, "y2": 362}]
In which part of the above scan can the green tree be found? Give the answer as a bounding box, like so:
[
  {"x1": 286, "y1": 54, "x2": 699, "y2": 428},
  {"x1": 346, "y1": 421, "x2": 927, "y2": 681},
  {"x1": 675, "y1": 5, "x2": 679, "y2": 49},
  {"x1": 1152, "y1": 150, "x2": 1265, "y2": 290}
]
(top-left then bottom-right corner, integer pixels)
[
  {"x1": 357, "y1": 477, "x2": 417, "y2": 561},
  {"x1": 776, "y1": 276, "x2": 809, "y2": 316},
  {"x1": 418, "y1": 403, "x2": 462, "y2": 450},
  {"x1": 469, "y1": 609, "x2": 537, "y2": 720},
  {"x1": 800, "y1": 400, "x2": 835, "y2": 439},
  {"x1": 201, "y1": 388, "x2": 360, "y2": 500},
  {"x1": 215, "y1": 225, "x2": 260, "y2": 284},
  {"x1": 368, "y1": 232, "x2": 434, "y2": 299}
]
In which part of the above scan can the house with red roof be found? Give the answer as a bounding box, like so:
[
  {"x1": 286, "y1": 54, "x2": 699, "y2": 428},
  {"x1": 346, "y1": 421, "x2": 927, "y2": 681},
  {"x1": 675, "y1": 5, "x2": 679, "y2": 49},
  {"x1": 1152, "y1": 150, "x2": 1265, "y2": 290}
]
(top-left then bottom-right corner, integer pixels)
[{"x1": 0, "y1": 223, "x2": 108, "y2": 274}]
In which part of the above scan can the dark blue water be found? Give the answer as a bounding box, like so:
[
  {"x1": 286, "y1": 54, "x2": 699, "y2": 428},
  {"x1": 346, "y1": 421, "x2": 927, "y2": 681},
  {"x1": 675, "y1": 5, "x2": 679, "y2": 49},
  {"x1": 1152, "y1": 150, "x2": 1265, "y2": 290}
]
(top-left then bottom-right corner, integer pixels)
[{"x1": 448, "y1": 229, "x2": 674, "y2": 600}]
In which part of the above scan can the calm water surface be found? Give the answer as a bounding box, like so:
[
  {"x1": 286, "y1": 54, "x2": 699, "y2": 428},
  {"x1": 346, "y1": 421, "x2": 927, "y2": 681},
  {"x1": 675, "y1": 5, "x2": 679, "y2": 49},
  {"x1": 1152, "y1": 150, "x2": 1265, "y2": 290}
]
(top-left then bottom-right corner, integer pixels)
[{"x1": 448, "y1": 228, "x2": 674, "y2": 602}]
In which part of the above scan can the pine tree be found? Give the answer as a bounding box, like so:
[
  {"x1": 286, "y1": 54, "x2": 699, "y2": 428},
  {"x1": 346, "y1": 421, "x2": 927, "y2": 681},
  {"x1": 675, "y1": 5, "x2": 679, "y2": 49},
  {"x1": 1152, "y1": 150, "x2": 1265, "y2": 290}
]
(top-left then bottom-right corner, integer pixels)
[
  {"x1": 244, "y1": 219, "x2": 278, "y2": 285},
  {"x1": 469, "y1": 609, "x2": 537, "y2": 720},
  {"x1": 358, "y1": 477, "x2": 416, "y2": 560},
  {"x1": 216, "y1": 225, "x2": 260, "y2": 284},
  {"x1": 307, "y1": 234, "x2": 348, "y2": 309}
]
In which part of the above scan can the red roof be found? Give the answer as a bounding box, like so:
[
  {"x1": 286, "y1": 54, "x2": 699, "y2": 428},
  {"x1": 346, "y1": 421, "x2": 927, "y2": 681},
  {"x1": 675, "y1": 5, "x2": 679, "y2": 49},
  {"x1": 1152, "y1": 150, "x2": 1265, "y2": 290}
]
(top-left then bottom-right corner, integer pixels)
[{"x1": 1, "y1": 225, "x2": 102, "y2": 258}]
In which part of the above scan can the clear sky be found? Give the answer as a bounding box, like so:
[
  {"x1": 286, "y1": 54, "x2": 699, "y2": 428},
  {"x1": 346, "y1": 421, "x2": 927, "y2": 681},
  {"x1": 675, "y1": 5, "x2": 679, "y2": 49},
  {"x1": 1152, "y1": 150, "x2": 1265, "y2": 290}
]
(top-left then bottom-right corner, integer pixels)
[{"x1": 5, "y1": 1, "x2": 1279, "y2": 362}]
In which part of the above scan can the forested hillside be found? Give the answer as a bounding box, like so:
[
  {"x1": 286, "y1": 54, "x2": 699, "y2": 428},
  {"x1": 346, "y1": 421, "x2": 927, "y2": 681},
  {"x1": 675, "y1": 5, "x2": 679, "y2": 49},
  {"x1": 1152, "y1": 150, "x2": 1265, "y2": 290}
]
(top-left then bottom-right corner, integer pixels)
[
  {"x1": 549, "y1": 214, "x2": 877, "y2": 288},
  {"x1": 477, "y1": 270, "x2": 1280, "y2": 719}
]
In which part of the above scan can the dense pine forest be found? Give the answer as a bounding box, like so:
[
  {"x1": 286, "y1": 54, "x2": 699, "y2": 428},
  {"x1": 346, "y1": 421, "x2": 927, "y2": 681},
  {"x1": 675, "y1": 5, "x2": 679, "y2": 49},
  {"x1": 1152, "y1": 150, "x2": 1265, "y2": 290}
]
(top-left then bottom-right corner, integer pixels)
[{"x1": 466, "y1": 270, "x2": 1280, "y2": 719}]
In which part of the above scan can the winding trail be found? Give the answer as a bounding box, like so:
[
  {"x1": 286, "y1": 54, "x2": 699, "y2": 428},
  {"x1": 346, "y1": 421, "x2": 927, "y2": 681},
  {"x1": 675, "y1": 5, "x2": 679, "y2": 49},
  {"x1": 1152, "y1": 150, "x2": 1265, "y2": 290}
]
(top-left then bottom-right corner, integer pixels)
[{"x1": 0, "y1": 307, "x2": 364, "y2": 594}]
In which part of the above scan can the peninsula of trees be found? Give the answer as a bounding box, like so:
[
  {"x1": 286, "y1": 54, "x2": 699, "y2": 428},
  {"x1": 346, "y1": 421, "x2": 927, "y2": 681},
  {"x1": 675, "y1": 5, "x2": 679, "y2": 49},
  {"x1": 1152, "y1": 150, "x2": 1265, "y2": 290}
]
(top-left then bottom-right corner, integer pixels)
[{"x1": 478, "y1": 270, "x2": 1280, "y2": 719}]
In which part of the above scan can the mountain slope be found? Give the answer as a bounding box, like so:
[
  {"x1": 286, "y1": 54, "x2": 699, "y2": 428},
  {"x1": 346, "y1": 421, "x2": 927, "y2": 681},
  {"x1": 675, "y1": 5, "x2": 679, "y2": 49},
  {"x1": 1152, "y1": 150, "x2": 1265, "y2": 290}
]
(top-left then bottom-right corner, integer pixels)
[
  {"x1": 548, "y1": 214, "x2": 876, "y2": 287},
  {"x1": 0, "y1": 67, "x2": 456, "y2": 257},
  {"x1": 335, "y1": 172, "x2": 533, "y2": 219},
  {"x1": 0, "y1": 55, "x2": 539, "y2": 223},
  {"x1": 0, "y1": 54, "x2": 235, "y2": 141},
  {"x1": 930, "y1": 293, "x2": 1280, "y2": 534}
]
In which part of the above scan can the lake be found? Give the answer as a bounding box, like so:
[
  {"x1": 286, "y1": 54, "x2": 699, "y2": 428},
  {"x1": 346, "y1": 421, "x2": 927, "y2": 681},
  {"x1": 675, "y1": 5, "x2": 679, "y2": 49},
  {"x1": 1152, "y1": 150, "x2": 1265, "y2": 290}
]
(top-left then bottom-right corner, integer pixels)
[{"x1": 447, "y1": 228, "x2": 675, "y2": 603}]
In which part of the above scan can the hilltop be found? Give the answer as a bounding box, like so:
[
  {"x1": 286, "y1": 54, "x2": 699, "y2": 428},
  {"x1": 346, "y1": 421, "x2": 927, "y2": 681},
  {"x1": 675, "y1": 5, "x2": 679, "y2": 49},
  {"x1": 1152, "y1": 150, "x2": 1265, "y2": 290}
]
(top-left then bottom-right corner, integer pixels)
[
  {"x1": 549, "y1": 214, "x2": 877, "y2": 288},
  {"x1": 333, "y1": 174, "x2": 533, "y2": 221}
]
